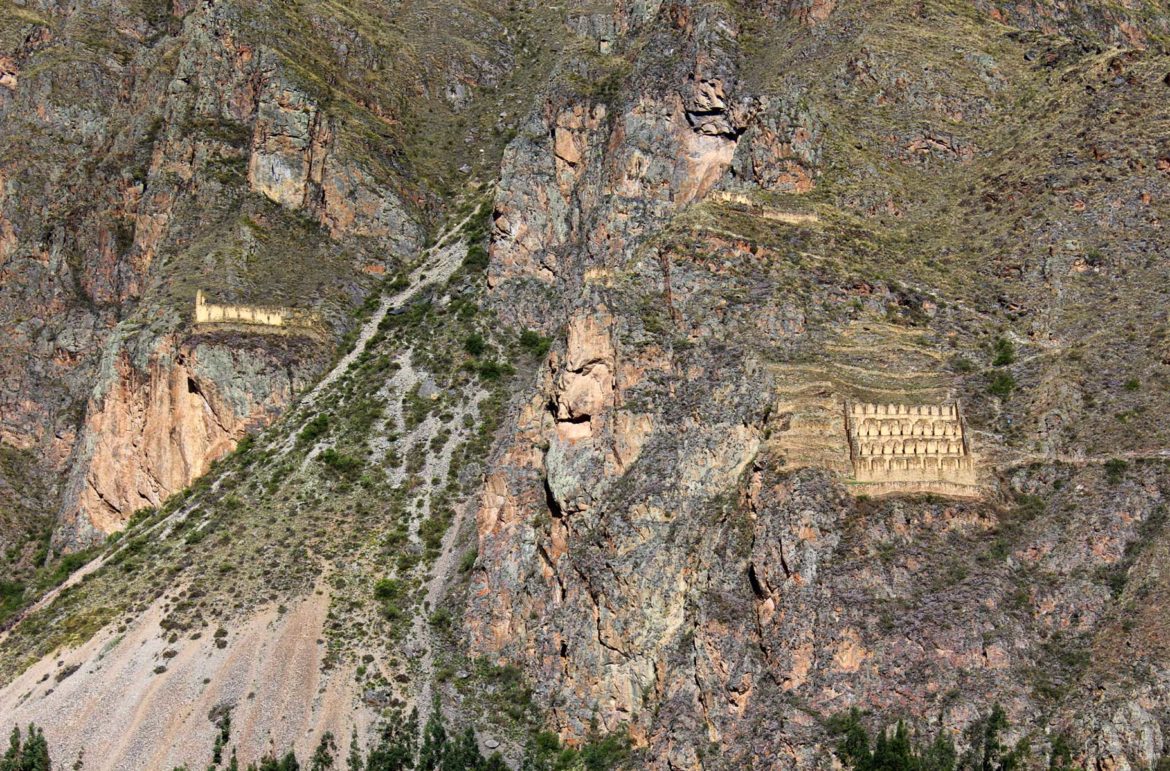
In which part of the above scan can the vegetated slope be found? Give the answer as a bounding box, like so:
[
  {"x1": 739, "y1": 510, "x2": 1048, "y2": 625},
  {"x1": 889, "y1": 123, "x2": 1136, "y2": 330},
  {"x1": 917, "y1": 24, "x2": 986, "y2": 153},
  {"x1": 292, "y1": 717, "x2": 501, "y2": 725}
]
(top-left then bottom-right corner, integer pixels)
[
  {"x1": 0, "y1": 0, "x2": 557, "y2": 575},
  {"x1": 1, "y1": 1, "x2": 1170, "y2": 770}
]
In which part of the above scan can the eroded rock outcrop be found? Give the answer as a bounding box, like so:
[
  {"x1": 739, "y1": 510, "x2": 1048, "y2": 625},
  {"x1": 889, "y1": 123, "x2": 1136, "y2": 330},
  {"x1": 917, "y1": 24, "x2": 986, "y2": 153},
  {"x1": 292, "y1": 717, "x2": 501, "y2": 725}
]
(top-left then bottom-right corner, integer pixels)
[
  {"x1": 56, "y1": 332, "x2": 318, "y2": 547},
  {"x1": 247, "y1": 69, "x2": 421, "y2": 253},
  {"x1": 468, "y1": 1, "x2": 1170, "y2": 766},
  {"x1": 0, "y1": 0, "x2": 435, "y2": 551},
  {"x1": 727, "y1": 98, "x2": 821, "y2": 194},
  {"x1": 489, "y1": 3, "x2": 758, "y2": 330}
]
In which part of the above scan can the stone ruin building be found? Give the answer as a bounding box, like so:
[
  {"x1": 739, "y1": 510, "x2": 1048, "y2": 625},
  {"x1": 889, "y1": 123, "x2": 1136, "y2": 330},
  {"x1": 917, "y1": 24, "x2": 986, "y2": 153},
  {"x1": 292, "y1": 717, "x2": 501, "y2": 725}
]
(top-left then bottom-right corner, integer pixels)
[
  {"x1": 194, "y1": 290, "x2": 318, "y2": 331},
  {"x1": 845, "y1": 401, "x2": 978, "y2": 497}
]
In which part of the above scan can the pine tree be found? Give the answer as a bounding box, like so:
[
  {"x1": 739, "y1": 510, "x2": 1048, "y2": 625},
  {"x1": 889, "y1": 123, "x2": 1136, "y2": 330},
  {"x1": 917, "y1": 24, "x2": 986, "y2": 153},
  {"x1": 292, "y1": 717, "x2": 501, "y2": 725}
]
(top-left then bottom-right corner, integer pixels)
[
  {"x1": 212, "y1": 709, "x2": 232, "y2": 768},
  {"x1": 870, "y1": 722, "x2": 915, "y2": 771},
  {"x1": 831, "y1": 709, "x2": 874, "y2": 770},
  {"x1": 579, "y1": 723, "x2": 632, "y2": 771},
  {"x1": 364, "y1": 718, "x2": 416, "y2": 771},
  {"x1": 440, "y1": 727, "x2": 484, "y2": 771},
  {"x1": 1, "y1": 726, "x2": 21, "y2": 771},
  {"x1": 1048, "y1": 734, "x2": 1076, "y2": 771},
  {"x1": 920, "y1": 730, "x2": 956, "y2": 771},
  {"x1": 311, "y1": 733, "x2": 337, "y2": 771},
  {"x1": 480, "y1": 755, "x2": 507, "y2": 771},
  {"x1": 346, "y1": 729, "x2": 365, "y2": 771},
  {"x1": 417, "y1": 705, "x2": 448, "y2": 771},
  {"x1": 980, "y1": 704, "x2": 1010, "y2": 771},
  {"x1": 829, "y1": 710, "x2": 963, "y2": 771},
  {"x1": 19, "y1": 725, "x2": 50, "y2": 771}
]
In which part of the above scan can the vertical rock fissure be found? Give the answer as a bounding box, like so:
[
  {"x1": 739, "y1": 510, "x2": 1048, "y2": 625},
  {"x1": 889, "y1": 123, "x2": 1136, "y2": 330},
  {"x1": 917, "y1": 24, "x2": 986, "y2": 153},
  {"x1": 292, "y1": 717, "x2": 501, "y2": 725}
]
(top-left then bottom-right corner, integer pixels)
[{"x1": 536, "y1": 542, "x2": 566, "y2": 603}]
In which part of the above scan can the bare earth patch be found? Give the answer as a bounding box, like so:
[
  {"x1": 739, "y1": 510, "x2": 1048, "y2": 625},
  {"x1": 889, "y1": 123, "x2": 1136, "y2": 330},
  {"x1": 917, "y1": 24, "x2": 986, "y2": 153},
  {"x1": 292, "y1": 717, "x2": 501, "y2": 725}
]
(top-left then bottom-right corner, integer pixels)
[{"x1": 0, "y1": 585, "x2": 367, "y2": 770}]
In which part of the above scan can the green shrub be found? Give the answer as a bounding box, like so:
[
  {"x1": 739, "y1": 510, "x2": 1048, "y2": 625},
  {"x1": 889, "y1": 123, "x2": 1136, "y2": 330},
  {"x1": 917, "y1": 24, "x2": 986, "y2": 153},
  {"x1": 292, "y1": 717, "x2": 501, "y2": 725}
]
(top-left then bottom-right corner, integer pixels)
[
  {"x1": 403, "y1": 384, "x2": 434, "y2": 430},
  {"x1": 464, "y1": 243, "x2": 489, "y2": 272},
  {"x1": 1104, "y1": 458, "x2": 1128, "y2": 485},
  {"x1": 419, "y1": 513, "x2": 450, "y2": 556},
  {"x1": 381, "y1": 298, "x2": 432, "y2": 333},
  {"x1": 0, "y1": 580, "x2": 25, "y2": 622},
  {"x1": 519, "y1": 329, "x2": 552, "y2": 358},
  {"x1": 475, "y1": 660, "x2": 535, "y2": 724},
  {"x1": 298, "y1": 414, "x2": 329, "y2": 445},
  {"x1": 396, "y1": 551, "x2": 422, "y2": 573},
  {"x1": 373, "y1": 578, "x2": 407, "y2": 622},
  {"x1": 522, "y1": 725, "x2": 632, "y2": 770},
  {"x1": 342, "y1": 397, "x2": 384, "y2": 435},
  {"x1": 48, "y1": 550, "x2": 93, "y2": 586},
  {"x1": 234, "y1": 433, "x2": 255, "y2": 458},
  {"x1": 1123, "y1": 378, "x2": 1140, "y2": 391},
  {"x1": 992, "y1": 337, "x2": 1016, "y2": 366},
  {"x1": 988, "y1": 371, "x2": 1016, "y2": 398},
  {"x1": 463, "y1": 333, "x2": 487, "y2": 356},
  {"x1": 127, "y1": 506, "x2": 157, "y2": 530},
  {"x1": 477, "y1": 360, "x2": 515, "y2": 381},
  {"x1": 428, "y1": 607, "x2": 452, "y2": 629},
  {"x1": 951, "y1": 356, "x2": 976, "y2": 373},
  {"x1": 319, "y1": 449, "x2": 362, "y2": 478}
]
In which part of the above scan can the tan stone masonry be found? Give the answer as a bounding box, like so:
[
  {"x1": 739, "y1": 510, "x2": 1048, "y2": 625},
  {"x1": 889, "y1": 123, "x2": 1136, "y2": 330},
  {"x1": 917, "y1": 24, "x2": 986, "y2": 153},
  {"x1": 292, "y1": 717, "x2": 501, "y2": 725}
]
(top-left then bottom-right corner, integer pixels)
[
  {"x1": 766, "y1": 384, "x2": 981, "y2": 498},
  {"x1": 194, "y1": 290, "x2": 319, "y2": 331},
  {"x1": 845, "y1": 401, "x2": 978, "y2": 496}
]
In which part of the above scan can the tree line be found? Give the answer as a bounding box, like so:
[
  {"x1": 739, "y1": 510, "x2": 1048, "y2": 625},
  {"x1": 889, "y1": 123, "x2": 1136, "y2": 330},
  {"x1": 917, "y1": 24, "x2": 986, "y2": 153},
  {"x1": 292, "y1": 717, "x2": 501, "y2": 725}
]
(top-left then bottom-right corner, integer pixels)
[{"x1": 1, "y1": 702, "x2": 631, "y2": 771}]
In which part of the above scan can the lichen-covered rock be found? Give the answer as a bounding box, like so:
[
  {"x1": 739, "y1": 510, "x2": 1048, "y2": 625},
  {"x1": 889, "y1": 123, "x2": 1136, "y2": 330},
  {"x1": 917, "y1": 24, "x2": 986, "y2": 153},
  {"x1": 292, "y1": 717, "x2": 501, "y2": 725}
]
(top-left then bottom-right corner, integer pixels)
[
  {"x1": 3, "y1": 1, "x2": 1170, "y2": 769},
  {"x1": 55, "y1": 330, "x2": 320, "y2": 547},
  {"x1": 468, "y1": 1, "x2": 1170, "y2": 766}
]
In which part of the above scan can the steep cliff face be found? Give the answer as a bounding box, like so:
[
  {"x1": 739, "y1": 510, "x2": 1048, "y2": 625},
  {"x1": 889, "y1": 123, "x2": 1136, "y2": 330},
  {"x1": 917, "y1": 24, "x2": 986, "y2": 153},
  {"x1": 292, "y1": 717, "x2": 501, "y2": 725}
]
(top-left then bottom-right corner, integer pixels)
[
  {"x1": 2, "y1": 1, "x2": 1170, "y2": 769},
  {"x1": 55, "y1": 331, "x2": 317, "y2": 548},
  {"x1": 469, "y1": 0, "x2": 1170, "y2": 766},
  {"x1": 0, "y1": 0, "x2": 525, "y2": 549}
]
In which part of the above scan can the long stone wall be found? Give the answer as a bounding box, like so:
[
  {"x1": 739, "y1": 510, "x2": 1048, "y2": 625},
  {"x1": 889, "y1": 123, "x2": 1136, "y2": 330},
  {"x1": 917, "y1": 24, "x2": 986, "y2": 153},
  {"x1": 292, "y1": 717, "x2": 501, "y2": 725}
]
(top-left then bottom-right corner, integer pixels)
[{"x1": 194, "y1": 290, "x2": 317, "y2": 330}]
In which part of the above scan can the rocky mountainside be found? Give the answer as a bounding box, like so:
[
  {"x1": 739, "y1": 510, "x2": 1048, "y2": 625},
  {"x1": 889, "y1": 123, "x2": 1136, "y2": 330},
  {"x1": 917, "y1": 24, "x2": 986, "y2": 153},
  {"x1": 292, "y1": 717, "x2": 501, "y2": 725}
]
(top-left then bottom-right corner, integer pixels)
[{"x1": 2, "y1": 0, "x2": 1170, "y2": 769}]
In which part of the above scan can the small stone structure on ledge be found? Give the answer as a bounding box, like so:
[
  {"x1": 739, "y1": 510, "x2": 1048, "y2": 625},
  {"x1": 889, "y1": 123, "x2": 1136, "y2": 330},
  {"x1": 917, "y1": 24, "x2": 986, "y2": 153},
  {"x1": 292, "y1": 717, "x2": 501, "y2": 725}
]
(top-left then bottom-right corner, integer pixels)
[
  {"x1": 194, "y1": 290, "x2": 320, "y2": 332},
  {"x1": 845, "y1": 401, "x2": 978, "y2": 497}
]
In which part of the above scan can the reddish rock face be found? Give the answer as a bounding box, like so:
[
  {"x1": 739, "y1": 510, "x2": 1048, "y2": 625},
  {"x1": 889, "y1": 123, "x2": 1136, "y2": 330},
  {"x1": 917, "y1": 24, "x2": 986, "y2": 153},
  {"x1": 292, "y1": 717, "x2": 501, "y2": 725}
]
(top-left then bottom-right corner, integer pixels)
[
  {"x1": 56, "y1": 334, "x2": 315, "y2": 546},
  {"x1": 467, "y1": 1, "x2": 1170, "y2": 767},
  {"x1": 0, "y1": 56, "x2": 17, "y2": 91},
  {"x1": 4, "y1": 0, "x2": 1170, "y2": 769},
  {"x1": 0, "y1": 0, "x2": 436, "y2": 551},
  {"x1": 789, "y1": 0, "x2": 836, "y2": 26}
]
